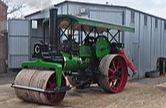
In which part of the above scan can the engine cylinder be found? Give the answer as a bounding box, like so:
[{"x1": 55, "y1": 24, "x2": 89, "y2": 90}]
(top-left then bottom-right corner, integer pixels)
[{"x1": 62, "y1": 52, "x2": 90, "y2": 71}]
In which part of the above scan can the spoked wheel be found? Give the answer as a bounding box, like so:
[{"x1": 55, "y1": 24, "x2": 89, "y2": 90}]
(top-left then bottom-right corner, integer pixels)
[
  {"x1": 14, "y1": 69, "x2": 66, "y2": 105},
  {"x1": 98, "y1": 54, "x2": 128, "y2": 93}
]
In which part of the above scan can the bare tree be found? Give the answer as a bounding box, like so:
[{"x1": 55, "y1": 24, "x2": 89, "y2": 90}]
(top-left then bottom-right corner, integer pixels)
[{"x1": 1, "y1": 0, "x2": 25, "y2": 15}]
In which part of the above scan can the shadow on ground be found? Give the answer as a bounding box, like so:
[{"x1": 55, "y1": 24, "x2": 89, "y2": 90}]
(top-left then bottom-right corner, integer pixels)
[{"x1": 0, "y1": 69, "x2": 19, "y2": 85}]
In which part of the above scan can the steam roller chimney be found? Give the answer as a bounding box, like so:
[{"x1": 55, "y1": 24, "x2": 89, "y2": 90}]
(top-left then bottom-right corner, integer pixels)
[{"x1": 49, "y1": 8, "x2": 59, "y2": 52}]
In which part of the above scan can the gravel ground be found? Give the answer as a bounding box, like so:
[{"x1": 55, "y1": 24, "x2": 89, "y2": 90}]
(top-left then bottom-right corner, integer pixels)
[{"x1": 1, "y1": 72, "x2": 166, "y2": 108}]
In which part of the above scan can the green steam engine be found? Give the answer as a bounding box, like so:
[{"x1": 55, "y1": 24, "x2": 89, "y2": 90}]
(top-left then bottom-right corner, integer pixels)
[{"x1": 12, "y1": 8, "x2": 137, "y2": 105}]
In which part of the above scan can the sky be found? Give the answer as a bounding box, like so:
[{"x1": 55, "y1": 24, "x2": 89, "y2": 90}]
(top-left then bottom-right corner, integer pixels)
[{"x1": 8, "y1": 0, "x2": 166, "y2": 19}]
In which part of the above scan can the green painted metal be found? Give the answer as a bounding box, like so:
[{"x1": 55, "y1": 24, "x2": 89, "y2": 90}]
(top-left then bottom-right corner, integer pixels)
[
  {"x1": 79, "y1": 45, "x2": 92, "y2": 57},
  {"x1": 62, "y1": 52, "x2": 90, "y2": 71},
  {"x1": 95, "y1": 36, "x2": 110, "y2": 59},
  {"x1": 58, "y1": 15, "x2": 135, "y2": 32},
  {"x1": 22, "y1": 59, "x2": 62, "y2": 88},
  {"x1": 21, "y1": 51, "x2": 91, "y2": 88}
]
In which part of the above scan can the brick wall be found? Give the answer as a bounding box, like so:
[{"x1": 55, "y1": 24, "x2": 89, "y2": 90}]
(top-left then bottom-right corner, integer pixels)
[
  {"x1": 0, "y1": 1, "x2": 7, "y2": 73},
  {"x1": 0, "y1": 36, "x2": 7, "y2": 73},
  {"x1": 0, "y1": 1, "x2": 7, "y2": 35}
]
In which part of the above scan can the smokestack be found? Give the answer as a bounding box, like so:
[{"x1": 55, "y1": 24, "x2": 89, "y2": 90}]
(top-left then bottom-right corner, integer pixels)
[{"x1": 49, "y1": 8, "x2": 59, "y2": 52}]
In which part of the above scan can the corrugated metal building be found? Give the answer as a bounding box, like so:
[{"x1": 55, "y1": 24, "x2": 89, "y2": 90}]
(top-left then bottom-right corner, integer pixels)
[
  {"x1": 8, "y1": 19, "x2": 30, "y2": 68},
  {"x1": 0, "y1": 1, "x2": 7, "y2": 73},
  {"x1": 8, "y1": 1, "x2": 166, "y2": 78}
]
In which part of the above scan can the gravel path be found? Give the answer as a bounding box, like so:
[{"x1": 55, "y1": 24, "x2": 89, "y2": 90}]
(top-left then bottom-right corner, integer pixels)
[{"x1": 0, "y1": 73, "x2": 166, "y2": 108}]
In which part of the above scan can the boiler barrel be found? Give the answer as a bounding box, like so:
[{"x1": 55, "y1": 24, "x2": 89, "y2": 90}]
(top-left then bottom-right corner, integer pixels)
[{"x1": 62, "y1": 53, "x2": 90, "y2": 71}]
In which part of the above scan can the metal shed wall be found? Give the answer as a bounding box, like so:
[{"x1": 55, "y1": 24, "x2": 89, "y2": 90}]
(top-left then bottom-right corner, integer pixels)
[
  {"x1": 29, "y1": 19, "x2": 47, "y2": 60},
  {"x1": 8, "y1": 20, "x2": 30, "y2": 68},
  {"x1": 150, "y1": 17, "x2": 161, "y2": 70},
  {"x1": 67, "y1": 2, "x2": 124, "y2": 24},
  {"x1": 124, "y1": 10, "x2": 140, "y2": 79},
  {"x1": 160, "y1": 21, "x2": 166, "y2": 57},
  {"x1": 138, "y1": 14, "x2": 152, "y2": 78},
  {"x1": 125, "y1": 9, "x2": 166, "y2": 78}
]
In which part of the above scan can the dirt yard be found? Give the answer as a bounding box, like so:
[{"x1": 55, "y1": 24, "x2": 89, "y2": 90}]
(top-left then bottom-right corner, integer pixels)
[{"x1": 1, "y1": 72, "x2": 166, "y2": 108}]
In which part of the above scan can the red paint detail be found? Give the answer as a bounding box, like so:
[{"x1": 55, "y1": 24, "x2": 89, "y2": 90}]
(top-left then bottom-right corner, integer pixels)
[
  {"x1": 45, "y1": 74, "x2": 66, "y2": 105},
  {"x1": 108, "y1": 55, "x2": 128, "y2": 93},
  {"x1": 118, "y1": 49, "x2": 137, "y2": 73}
]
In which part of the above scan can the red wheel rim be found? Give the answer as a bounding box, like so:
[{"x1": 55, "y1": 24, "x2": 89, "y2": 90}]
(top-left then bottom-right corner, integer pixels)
[
  {"x1": 108, "y1": 56, "x2": 128, "y2": 93},
  {"x1": 45, "y1": 74, "x2": 66, "y2": 105}
]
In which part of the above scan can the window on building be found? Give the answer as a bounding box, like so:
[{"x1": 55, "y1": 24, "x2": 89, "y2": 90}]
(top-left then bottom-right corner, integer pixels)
[
  {"x1": 32, "y1": 20, "x2": 38, "y2": 29},
  {"x1": 144, "y1": 15, "x2": 147, "y2": 26},
  {"x1": 155, "y1": 18, "x2": 158, "y2": 28},
  {"x1": 164, "y1": 21, "x2": 166, "y2": 30},
  {"x1": 131, "y1": 11, "x2": 135, "y2": 24}
]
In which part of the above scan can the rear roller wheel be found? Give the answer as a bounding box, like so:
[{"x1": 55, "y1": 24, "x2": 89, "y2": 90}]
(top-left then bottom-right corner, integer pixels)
[
  {"x1": 98, "y1": 54, "x2": 128, "y2": 93},
  {"x1": 14, "y1": 69, "x2": 66, "y2": 105}
]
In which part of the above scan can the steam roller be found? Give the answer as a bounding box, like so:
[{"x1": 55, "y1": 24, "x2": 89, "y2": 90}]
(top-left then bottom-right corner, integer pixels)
[
  {"x1": 14, "y1": 69, "x2": 66, "y2": 105},
  {"x1": 12, "y1": 8, "x2": 137, "y2": 105}
]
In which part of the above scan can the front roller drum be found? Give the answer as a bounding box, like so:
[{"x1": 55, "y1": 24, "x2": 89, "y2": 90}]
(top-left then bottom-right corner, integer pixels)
[
  {"x1": 98, "y1": 54, "x2": 128, "y2": 93},
  {"x1": 14, "y1": 69, "x2": 66, "y2": 105}
]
